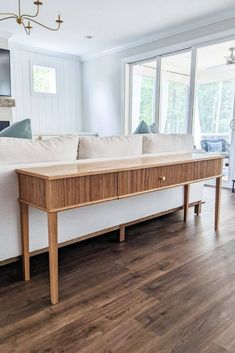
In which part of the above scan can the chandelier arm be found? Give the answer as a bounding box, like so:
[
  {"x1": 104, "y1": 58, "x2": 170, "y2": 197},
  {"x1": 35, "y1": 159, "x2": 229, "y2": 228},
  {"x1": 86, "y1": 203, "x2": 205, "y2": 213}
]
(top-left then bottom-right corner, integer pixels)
[
  {"x1": 0, "y1": 2, "x2": 63, "y2": 35},
  {"x1": 0, "y1": 15, "x2": 18, "y2": 22},
  {"x1": 23, "y1": 17, "x2": 61, "y2": 31},
  {"x1": 22, "y1": 21, "x2": 30, "y2": 35},
  {"x1": 21, "y1": 3, "x2": 40, "y2": 20},
  {"x1": 0, "y1": 13, "x2": 18, "y2": 17}
]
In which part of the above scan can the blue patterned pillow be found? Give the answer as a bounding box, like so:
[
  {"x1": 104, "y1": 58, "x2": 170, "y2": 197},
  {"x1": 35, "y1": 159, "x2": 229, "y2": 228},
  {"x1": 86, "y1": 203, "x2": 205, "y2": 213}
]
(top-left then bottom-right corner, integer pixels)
[
  {"x1": 207, "y1": 141, "x2": 223, "y2": 152},
  {"x1": 134, "y1": 120, "x2": 151, "y2": 134},
  {"x1": 0, "y1": 119, "x2": 32, "y2": 139}
]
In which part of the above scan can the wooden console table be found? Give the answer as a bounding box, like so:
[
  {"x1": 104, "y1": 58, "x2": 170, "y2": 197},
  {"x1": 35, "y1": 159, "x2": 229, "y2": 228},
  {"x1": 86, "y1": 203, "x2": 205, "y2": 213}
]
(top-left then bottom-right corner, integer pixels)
[{"x1": 16, "y1": 153, "x2": 223, "y2": 304}]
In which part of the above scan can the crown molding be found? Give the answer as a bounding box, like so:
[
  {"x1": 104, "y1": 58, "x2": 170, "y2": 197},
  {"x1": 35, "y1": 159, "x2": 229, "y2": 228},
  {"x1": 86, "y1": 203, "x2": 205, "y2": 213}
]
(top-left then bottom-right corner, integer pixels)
[
  {"x1": 121, "y1": 28, "x2": 235, "y2": 65},
  {"x1": 81, "y1": 9, "x2": 235, "y2": 62},
  {"x1": 8, "y1": 41, "x2": 81, "y2": 61}
]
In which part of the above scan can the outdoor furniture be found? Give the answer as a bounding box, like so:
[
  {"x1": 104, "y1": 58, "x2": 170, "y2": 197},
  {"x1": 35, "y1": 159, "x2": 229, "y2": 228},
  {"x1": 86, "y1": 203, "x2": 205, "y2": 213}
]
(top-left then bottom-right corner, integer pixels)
[{"x1": 201, "y1": 138, "x2": 230, "y2": 166}]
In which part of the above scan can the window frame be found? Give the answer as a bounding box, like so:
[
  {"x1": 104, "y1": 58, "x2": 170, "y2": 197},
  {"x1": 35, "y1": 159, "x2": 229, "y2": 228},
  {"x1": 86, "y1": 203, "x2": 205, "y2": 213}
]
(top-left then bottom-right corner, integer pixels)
[
  {"x1": 123, "y1": 33, "x2": 235, "y2": 135},
  {"x1": 129, "y1": 58, "x2": 158, "y2": 132},
  {"x1": 127, "y1": 48, "x2": 194, "y2": 134},
  {"x1": 158, "y1": 48, "x2": 193, "y2": 134},
  {"x1": 30, "y1": 62, "x2": 58, "y2": 96}
]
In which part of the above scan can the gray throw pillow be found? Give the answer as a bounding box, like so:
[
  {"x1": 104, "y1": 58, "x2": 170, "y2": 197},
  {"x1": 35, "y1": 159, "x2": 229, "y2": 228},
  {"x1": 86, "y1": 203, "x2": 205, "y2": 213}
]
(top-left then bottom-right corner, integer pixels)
[
  {"x1": 0, "y1": 119, "x2": 32, "y2": 139},
  {"x1": 149, "y1": 123, "x2": 158, "y2": 133},
  {"x1": 134, "y1": 120, "x2": 151, "y2": 134}
]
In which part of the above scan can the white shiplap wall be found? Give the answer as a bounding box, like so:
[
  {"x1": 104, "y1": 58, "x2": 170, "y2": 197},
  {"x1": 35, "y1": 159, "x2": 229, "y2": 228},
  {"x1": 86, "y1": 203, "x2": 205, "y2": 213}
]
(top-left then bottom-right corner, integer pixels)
[{"x1": 10, "y1": 45, "x2": 82, "y2": 135}]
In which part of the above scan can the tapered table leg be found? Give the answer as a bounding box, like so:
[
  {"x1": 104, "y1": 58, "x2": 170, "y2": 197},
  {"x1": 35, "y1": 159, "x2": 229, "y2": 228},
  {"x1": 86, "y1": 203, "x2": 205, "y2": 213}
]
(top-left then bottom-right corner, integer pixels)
[
  {"x1": 48, "y1": 212, "x2": 59, "y2": 305},
  {"x1": 119, "y1": 225, "x2": 126, "y2": 242},
  {"x1": 194, "y1": 201, "x2": 202, "y2": 216},
  {"x1": 184, "y1": 184, "x2": 190, "y2": 222},
  {"x1": 20, "y1": 202, "x2": 30, "y2": 281},
  {"x1": 215, "y1": 176, "x2": 222, "y2": 231}
]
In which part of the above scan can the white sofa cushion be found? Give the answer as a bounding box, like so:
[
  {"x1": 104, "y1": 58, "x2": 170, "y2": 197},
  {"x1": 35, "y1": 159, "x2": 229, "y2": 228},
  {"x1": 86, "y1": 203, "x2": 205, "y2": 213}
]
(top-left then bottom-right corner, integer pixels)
[
  {"x1": 143, "y1": 134, "x2": 193, "y2": 154},
  {"x1": 78, "y1": 135, "x2": 142, "y2": 159},
  {"x1": 0, "y1": 135, "x2": 79, "y2": 165}
]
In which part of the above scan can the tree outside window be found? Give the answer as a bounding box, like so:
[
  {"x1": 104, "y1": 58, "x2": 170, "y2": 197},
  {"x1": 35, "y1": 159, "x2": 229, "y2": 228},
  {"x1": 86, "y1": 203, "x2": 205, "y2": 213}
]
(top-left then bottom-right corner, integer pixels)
[
  {"x1": 197, "y1": 80, "x2": 234, "y2": 140},
  {"x1": 33, "y1": 65, "x2": 57, "y2": 94}
]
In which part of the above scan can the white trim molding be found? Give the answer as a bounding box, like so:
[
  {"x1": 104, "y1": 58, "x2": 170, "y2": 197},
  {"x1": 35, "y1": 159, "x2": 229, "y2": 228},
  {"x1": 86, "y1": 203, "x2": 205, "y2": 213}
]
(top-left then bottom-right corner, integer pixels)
[
  {"x1": 81, "y1": 11, "x2": 235, "y2": 62},
  {"x1": 188, "y1": 47, "x2": 197, "y2": 134},
  {"x1": 122, "y1": 30, "x2": 235, "y2": 65},
  {"x1": 9, "y1": 42, "x2": 81, "y2": 61}
]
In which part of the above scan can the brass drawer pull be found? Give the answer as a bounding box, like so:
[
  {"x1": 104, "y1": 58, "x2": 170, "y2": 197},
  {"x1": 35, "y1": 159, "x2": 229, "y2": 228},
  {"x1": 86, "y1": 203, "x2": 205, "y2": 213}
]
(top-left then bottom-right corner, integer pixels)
[{"x1": 159, "y1": 176, "x2": 166, "y2": 181}]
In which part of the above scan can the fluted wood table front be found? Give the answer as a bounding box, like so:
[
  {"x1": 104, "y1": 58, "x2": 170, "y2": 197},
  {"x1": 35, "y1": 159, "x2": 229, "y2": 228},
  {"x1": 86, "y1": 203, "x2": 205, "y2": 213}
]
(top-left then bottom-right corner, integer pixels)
[{"x1": 16, "y1": 153, "x2": 223, "y2": 304}]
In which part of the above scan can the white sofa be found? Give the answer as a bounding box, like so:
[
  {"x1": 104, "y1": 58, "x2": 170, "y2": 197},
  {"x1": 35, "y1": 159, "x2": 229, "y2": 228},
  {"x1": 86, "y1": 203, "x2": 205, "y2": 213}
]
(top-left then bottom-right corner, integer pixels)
[{"x1": 0, "y1": 134, "x2": 204, "y2": 263}]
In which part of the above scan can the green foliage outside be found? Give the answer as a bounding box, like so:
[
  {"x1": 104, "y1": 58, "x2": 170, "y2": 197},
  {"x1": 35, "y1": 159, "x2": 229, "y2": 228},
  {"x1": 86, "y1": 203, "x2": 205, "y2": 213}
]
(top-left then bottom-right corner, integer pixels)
[
  {"x1": 33, "y1": 66, "x2": 56, "y2": 94},
  {"x1": 136, "y1": 75, "x2": 234, "y2": 137},
  {"x1": 137, "y1": 76, "x2": 189, "y2": 132},
  {"x1": 139, "y1": 76, "x2": 155, "y2": 125},
  {"x1": 164, "y1": 81, "x2": 188, "y2": 133},
  {"x1": 197, "y1": 80, "x2": 234, "y2": 135}
]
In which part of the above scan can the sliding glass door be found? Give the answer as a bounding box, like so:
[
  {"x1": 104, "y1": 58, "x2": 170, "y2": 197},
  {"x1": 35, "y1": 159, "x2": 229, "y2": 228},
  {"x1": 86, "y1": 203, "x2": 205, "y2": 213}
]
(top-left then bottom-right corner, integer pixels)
[
  {"x1": 159, "y1": 50, "x2": 192, "y2": 133},
  {"x1": 129, "y1": 50, "x2": 193, "y2": 134},
  {"x1": 130, "y1": 60, "x2": 157, "y2": 132},
  {"x1": 127, "y1": 38, "x2": 235, "y2": 187},
  {"x1": 194, "y1": 41, "x2": 235, "y2": 185}
]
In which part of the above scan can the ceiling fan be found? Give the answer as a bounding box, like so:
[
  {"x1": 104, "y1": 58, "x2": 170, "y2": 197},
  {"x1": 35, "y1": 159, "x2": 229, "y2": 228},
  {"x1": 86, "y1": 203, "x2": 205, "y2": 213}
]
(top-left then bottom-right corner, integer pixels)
[{"x1": 207, "y1": 47, "x2": 235, "y2": 70}]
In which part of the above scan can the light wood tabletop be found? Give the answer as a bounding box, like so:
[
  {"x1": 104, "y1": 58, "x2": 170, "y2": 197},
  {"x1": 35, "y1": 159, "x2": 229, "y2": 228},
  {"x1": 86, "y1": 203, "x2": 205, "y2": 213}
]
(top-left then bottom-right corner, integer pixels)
[{"x1": 16, "y1": 153, "x2": 223, "y2": 179}]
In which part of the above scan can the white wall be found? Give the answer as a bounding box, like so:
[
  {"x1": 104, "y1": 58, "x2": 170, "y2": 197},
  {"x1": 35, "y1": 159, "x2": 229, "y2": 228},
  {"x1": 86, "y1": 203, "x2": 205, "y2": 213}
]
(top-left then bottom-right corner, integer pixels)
[
  {"x1": 82, "y1": 54, "x2": 122, "y2": 136},
  {"x1": 0, "y1": 38, "x2": 8, "y2": 50},
  {"x1": 10, "y1": 45, "x2": 82, "y2": 135},
  {"x1": 82, "y1": 17, "x2": 235, "y2": 136}
]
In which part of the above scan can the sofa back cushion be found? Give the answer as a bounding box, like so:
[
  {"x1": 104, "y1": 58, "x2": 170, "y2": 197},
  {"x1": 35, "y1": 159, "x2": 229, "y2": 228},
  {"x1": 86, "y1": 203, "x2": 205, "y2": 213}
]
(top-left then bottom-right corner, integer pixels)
[
  {"x1": 78, "y1": 135, "x2": 142, "y2": 159},
  {"x1": 143, "y1": 134, "x2": 193, "y2": 154},
  {"x1": 0, "y1": 135, "x2": 79, "y2": 165}
]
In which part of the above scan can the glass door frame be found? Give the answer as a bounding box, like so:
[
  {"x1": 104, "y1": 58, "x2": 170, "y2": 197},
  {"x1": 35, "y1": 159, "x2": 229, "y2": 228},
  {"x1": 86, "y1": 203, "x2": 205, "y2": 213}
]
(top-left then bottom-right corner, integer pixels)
[
  {"x1": 125, "y1": 34, "x2": 235, "y2": 134},
  {"x1": 226, "y1": 93, "x2": 235, "y2": 186},
  {"x1": 127, "y1": 47, "x2": 195, "y2": 134},
  {"x1": 157, "y1": 47, "x2": 195, "y2": 134},
  {"x1": 193, "y1": 41, "x2": 235, "y2": 187},
  {"x1": 125, "y1": 35, "x2": 235, "y2": 188},
  {"x1": 128, "y1": 56, "x2": 158, "y2": 133}
]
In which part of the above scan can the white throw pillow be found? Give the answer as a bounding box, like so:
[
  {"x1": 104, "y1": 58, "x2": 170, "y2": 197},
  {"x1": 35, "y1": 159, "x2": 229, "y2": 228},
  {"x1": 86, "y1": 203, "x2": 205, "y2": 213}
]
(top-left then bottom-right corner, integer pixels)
[
  {"x1": 0, "y1": 135, "x2": 79, "y2": 165},
  {"x1": 78, "y1": 135, "x2": 143, "y2": 159},
  {"x1": 143, "y1": 134, "x2": 193, "y2": 154}
]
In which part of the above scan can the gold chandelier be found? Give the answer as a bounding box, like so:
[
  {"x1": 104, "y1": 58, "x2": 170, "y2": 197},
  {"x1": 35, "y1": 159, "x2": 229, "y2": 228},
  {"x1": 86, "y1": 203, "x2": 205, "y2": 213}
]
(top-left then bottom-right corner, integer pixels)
[{"x1": 0, "y1": 0, "x2": 63, "y2": 35}]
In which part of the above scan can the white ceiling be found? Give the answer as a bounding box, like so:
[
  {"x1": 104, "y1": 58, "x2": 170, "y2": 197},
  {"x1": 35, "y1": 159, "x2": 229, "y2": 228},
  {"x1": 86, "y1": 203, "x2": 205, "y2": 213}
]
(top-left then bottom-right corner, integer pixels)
[
  {"x1": 0, "y1": 0, "x2": 235, "y2": 57},
  {"x1": 197, "y1": 40, "x2": 235, "y2": 69}
]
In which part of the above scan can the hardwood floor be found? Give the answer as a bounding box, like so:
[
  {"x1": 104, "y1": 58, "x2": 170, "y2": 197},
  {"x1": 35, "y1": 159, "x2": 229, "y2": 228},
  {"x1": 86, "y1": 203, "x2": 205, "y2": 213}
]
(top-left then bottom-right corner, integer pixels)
[{"x1": 0, "y1": 186, "x2": 235, "y2": 353}]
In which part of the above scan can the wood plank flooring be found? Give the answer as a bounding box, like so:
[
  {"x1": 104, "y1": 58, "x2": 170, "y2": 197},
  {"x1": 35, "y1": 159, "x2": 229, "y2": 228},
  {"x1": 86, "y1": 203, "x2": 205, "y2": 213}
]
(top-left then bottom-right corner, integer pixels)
[{"x1": 0, "y1": 186, "x2": 235, "y2": 353}]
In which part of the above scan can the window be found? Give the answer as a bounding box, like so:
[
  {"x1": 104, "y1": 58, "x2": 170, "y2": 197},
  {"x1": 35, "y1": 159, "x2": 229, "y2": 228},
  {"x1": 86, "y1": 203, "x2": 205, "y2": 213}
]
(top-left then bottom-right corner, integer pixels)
[
  {"x1": 194, "y1": 43, "x2": 235, "y2": 150},
  {"x1": 196, "y1": 80, "x2": 234, "y2": 138},
  {"x1": 159, "y1": 51, "x2": 191, "y2": 133},
  {"x1": 126, "y1": 39, "x2": 235, "y2": 186},
  {"x1": 193, "y1": 42, "x2": 235, "y2": 184},
  {"x1": 32, "y1": 65, "x2": 57, "y2": 94},
  {"x1": 128, "y1": 51, "x2": 192, "y2": 134},
  {"x1": 130, "y1": 60, "x2": 156, "y2": 132}
]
